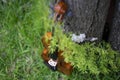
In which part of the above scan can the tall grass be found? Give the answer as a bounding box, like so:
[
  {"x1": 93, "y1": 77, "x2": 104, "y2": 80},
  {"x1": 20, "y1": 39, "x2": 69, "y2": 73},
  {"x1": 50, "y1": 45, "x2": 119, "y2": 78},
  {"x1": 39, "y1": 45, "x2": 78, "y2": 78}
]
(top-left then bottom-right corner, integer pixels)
[
  {"x1": 0, "y1": 0, "x2": 60, "y2": 80},
  {"x1": 0, "y1": 0, "x2": 120, "y2": 80}
]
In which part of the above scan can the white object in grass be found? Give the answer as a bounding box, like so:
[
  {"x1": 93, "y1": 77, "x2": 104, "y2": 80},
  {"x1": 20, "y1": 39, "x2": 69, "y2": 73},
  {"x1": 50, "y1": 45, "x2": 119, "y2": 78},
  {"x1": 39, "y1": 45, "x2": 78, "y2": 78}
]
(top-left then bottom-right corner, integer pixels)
[
  {"x1": 48, "y1": 59, "x2": 57, "y2": 67},
  {"x1": 90, "y1": 37, "x2": 98, "y2": 42},
  {"x1": 71, "y1": 34, "x2": 86, "y2": 43},
  {"x1": 71, "y1": 33, "x2": 98, "y2": 43}
]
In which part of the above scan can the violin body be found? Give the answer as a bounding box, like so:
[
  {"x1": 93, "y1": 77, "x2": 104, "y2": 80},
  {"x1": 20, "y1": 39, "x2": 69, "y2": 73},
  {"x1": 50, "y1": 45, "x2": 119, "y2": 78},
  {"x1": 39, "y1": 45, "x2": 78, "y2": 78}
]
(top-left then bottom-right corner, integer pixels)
[
  {"x1": 41, "y1": 32, "x2": 73, "y2": 75},
  {"x1": 41, "y1": 32, "x2": 52, "y2": 48},
  {"x1": 57, "y1": 50, "x2": 73, "y2": 75}
]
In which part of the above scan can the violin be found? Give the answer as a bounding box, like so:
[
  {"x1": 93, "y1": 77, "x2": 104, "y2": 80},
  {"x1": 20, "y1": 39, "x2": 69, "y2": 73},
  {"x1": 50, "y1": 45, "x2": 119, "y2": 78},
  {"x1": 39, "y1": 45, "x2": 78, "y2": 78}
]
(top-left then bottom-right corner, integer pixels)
[{"x1": 41, "y1": 32, "x2": 73, "y2": 75}]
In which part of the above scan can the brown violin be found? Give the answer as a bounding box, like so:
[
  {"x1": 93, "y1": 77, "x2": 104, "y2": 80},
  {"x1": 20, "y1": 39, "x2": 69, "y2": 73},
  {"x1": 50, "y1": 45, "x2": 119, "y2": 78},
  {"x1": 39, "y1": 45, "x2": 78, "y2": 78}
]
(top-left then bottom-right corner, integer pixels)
[{"x1": 41, "y1": 32, "x2": 73, "y2": 75}]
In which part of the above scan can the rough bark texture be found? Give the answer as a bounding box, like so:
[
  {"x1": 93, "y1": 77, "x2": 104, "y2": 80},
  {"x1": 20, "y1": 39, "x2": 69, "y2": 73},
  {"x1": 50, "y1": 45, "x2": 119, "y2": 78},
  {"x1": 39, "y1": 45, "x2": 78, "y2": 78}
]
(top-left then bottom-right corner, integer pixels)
[
  {"x1": 108, "y1": 0, "x2": 120, "y2": 52},
  {"x1": 63, "y1": 0, "x2": 110, "y2": 40}
]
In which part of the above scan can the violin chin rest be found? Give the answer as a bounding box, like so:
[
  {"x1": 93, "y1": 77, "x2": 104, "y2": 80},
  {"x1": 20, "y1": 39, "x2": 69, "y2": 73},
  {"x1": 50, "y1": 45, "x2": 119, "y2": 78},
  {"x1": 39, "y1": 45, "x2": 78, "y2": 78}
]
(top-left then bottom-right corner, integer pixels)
[{"x1": 43, "y1": 61, "x2": 57, "y2": 71}]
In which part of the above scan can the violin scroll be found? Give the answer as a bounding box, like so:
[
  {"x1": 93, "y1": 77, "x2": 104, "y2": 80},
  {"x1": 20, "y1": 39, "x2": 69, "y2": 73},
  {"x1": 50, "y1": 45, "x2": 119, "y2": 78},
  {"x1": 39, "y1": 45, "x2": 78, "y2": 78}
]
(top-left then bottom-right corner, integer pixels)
[{"x1": 53, "y1": 0, "x2": 68, "y2": 22}]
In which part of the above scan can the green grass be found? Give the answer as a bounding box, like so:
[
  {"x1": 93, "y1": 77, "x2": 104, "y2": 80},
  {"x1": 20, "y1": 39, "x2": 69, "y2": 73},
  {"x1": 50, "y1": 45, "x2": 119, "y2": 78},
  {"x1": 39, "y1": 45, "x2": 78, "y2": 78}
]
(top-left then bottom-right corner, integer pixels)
[
  {"x1": 0, "y1": 0, "x2": 60, "y2": 80},
  {"x1": 0, "y1": 0, "x2": 120, "y2": 80}
]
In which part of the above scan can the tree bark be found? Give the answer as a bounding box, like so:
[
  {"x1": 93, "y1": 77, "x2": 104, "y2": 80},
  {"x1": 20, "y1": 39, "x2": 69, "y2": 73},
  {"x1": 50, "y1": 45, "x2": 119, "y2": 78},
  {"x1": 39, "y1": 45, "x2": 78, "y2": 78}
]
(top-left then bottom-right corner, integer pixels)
[
  {"x1": 108, "y1": 0, "x2": 120, "y2": 52},
  {"x1": 63, "y1": 0, "x2": 110, "y2": 41}
]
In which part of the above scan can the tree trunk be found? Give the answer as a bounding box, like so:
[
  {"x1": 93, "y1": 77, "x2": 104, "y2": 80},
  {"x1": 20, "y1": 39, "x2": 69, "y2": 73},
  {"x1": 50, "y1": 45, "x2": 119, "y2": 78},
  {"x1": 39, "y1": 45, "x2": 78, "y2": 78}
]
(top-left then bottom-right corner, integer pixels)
[
  {"x1": 63, "y1": 0, "x2": 110, "y2": 41},
  {"x1": 108, "y1": 0, "x2": 120, "y2": 52}
]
